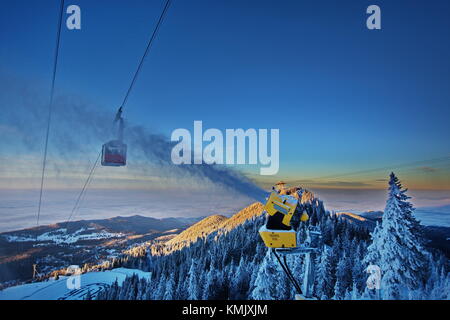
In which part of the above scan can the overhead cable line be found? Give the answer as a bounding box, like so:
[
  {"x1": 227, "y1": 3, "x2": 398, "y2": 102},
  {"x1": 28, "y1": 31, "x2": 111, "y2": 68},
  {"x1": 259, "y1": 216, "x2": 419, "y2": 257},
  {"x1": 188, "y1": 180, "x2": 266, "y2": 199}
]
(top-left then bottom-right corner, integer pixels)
[
  {"x1": 304, "y1": 155, "x2": 450, "y2": 182},
  {"x1": 64, "y1": 151, "x2": 101, "y2": 229},
  {"x1": 119, "y1": 0, "x2": 172, "y2": 111},
  {"x1": 65, "y1": 0, "x2": 172, "y2": 225},
  {"x1": 36, "y1": 0, "x2": 65, "y2": 227}
]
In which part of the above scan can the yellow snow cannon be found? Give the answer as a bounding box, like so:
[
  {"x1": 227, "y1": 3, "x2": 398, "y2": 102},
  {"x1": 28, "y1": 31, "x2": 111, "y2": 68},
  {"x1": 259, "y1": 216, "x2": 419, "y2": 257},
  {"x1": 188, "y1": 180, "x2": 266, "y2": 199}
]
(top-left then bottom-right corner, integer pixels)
[{"x1": 259, "y1": 191, "x2": 309, "y2": 248}]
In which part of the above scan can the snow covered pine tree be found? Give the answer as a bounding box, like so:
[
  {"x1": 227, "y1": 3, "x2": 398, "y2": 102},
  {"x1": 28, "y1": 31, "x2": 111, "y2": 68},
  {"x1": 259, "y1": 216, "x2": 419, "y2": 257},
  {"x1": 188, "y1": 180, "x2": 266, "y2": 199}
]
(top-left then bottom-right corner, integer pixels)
[{"x1": 364, "y1": 173, "x2": 428, "y2": 299}]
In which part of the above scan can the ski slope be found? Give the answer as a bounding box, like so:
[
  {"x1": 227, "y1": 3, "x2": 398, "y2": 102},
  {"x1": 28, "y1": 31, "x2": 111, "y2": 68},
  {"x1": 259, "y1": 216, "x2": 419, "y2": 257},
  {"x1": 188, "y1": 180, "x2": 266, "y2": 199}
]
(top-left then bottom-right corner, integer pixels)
[{"x1": 0, "y1": 268, "x2": 151, "y2": 300}]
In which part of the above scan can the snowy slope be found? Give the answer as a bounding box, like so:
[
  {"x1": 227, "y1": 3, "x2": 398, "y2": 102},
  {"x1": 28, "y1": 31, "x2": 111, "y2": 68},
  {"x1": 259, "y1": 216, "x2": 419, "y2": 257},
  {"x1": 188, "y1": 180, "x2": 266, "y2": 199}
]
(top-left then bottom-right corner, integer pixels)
[
  {"x1": 159, "y1": 202, "x2": 264, "y2": 254},
  {"x1": 0, "y1": 268, "x2": 151, "y2": 300}
]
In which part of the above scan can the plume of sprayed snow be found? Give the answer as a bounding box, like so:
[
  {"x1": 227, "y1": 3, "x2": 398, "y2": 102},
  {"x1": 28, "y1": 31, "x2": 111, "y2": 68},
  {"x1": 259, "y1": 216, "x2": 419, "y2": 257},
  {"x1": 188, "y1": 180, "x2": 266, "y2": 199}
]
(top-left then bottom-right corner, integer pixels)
[{"x1": 0, "y1": 76, "x2": 266, "y2": 201}]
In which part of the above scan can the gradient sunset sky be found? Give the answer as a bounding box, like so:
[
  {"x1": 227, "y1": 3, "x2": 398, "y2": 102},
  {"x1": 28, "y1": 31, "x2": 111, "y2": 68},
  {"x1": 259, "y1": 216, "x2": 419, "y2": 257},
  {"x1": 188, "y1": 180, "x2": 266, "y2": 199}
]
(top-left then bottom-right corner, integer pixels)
[{"x1": 1, "y1": 0, "x2": 449, "y2": 194}]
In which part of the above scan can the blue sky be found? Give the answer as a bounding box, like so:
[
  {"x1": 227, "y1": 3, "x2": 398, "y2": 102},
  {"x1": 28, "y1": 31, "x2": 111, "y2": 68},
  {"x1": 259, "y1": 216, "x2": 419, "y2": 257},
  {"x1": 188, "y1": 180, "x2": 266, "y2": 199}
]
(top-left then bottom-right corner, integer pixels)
[{"x1": 1, "y1": 0, "x2": 450, "y2": 191}]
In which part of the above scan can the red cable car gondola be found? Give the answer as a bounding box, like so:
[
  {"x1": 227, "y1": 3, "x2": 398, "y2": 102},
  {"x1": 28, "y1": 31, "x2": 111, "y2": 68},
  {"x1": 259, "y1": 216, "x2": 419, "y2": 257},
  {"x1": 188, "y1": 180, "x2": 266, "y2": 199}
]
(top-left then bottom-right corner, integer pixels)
[
  {"x1": 102, "y1": 107, "x2": 127, "y2": 167},
  {"x1": 101, "y1": 140, "x2": 127, "y2": 166}
]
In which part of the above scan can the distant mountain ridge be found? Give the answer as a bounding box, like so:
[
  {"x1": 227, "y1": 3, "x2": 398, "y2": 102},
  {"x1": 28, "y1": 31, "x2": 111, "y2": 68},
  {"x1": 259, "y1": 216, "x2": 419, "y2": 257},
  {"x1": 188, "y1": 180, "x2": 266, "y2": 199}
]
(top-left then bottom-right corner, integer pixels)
[
  {"x1": 166, "y1": 214, "x2": 228, "y2": 247},
  {"x1": 0, "y1": 215, "x2": 202, "y2": 284},
  {"x1": 335, "y1": 210, "x2": 450, "y2": 257},
  {"x1": 334, "y1": 211, "x2": 383, "y2": 228},
  {"x1": 153, "y1": 202, "x2": 265, "y2": 253},
  {"x1": 1, "y1": 215, "x2": 201, "y2": 236}
]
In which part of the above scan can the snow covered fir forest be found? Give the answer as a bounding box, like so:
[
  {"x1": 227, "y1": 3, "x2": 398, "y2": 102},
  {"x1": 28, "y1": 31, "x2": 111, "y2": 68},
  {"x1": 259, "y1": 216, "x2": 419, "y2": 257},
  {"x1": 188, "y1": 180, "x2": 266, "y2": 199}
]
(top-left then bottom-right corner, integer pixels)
[{"x1": 94, "y1": 173, "x2": 449, "y2": 300}]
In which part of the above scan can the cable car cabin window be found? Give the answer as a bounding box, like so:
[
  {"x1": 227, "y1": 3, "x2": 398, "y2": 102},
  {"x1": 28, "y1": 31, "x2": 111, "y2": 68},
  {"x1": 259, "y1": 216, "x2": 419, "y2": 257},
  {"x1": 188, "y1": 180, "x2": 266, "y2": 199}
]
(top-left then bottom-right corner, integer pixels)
[{"x1": 101, "y1": 140, "x2": 127, "y2": 166}]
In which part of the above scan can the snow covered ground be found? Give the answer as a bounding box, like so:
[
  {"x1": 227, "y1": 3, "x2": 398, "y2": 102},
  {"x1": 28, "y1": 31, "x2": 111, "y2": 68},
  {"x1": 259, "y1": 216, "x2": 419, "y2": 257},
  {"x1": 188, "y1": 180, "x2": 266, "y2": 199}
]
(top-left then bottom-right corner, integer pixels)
[
  {"x1": 2, "y1": 227, "x2": 125, "y2": 244},
  {"x1": 0, "y1": 268, "x2": 151, "y2": 300}
]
